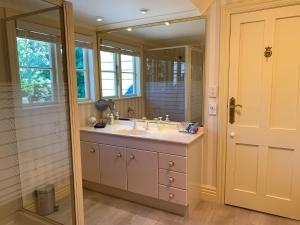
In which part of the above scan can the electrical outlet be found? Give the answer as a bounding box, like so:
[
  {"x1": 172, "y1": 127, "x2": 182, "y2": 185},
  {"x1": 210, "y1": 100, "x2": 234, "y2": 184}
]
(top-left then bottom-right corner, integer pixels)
[{"x1": 208, "y1": 102, "x2": 217, "y2": 115}]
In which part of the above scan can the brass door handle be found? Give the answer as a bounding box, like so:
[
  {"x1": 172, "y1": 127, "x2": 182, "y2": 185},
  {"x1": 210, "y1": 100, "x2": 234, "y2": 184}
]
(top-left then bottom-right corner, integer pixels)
[
  {"x1": 229, "y1": 97, "x2": 242, "y2": 124},
  {"x1": 117, "y1": 153, "x2": 122, "y2": 158},
  {"x1": 129, "y1": 154, "x2": 135, "y2": 160},
  {"x1": 90, "y1": 148, "x2": 96, "y2": 153}
]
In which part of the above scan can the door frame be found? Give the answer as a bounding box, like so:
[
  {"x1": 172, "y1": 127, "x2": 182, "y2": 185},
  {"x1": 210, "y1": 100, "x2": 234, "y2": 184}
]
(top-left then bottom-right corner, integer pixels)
[{"x1": 217, "y1": 0, "x2": 300, "y2": 204}]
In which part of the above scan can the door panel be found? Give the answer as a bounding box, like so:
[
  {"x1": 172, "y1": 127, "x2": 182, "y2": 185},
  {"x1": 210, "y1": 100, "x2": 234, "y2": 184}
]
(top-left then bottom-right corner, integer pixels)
[
  {"x1": 226, "y1": 5, "x2": 300, "y2": 220},
  {"x1": 269, "y1": 17, "x2": 300, "y2": 129},
  {"x1": 265, "y1": 147, "x2": 294, "y2": 199},
  {"x1": 236, "y1": 21, "x2": 265, "y2": 127},
  {"x1": 100, "y1": 144, "x2": 127, "y2": 190},
  {"x1": 233, "y1": 144, "x2": 259, "y2": 193},
  {"x1": 81, "y1": 141, "x2": 100, "y2": 183},
  {"x1": 127, "y1": 148, "x2": 158, "y2": 198}
]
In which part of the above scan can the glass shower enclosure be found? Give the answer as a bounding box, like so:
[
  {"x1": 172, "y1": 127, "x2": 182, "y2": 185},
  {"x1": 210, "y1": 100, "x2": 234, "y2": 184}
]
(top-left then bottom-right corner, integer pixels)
[
  {"x1": 0, "y1": 1, "x2": 82, "y2": 225},
  {"x1": 144, "y1": 46, "x2": 204, "y2": 123}
]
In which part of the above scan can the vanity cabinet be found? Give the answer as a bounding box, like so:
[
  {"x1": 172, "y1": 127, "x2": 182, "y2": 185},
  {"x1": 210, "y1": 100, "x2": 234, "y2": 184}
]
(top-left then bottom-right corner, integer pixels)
[
  {"x1": 127, "y1": 148, "x2": 158, "y2": 198},
  {"x1": 80, "y1": 141, "x2": 100, "y2": 183},
  {"x1": 100, "y1": 144, "x2": 127, "y2": 190},
  {"x1": 80, "y1": 129, "x2": 203, "y2": 216}
]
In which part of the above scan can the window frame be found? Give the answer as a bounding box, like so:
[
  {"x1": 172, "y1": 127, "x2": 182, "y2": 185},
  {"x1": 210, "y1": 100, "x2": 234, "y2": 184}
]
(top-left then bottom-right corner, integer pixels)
[
  {"x1": 120, "y1": 54, "x2": 137, "y2": 98},
  {"x1": 100, "y1": 50, "x2": 140, "y2": 99},
  {"x1": 75, "y1": 47, "x2": 92, "y2": 101},
  {"x1": 16, "y1": 36, "x2": 59, "y2": 107},
  {"x1": 100, "y1": 50, "x2": 118, "y2": 99}
]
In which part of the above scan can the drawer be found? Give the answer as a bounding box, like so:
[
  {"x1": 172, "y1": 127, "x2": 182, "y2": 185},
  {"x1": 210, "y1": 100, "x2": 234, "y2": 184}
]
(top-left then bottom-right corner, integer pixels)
[
  {"x1": 159, "y1": 185, "x2": 187, "y2": 206},
  {"x1": 159, "y1": 169, "x2": 187, "y2": 190},
  {"x1": 159, "y1": 153, "x2": 187, "y2": 173}
]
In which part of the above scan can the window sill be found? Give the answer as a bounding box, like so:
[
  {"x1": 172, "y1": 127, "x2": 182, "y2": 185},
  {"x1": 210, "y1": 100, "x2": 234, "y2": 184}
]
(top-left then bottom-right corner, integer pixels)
[{"x1": 106, "y1": 96, "x2": 143, "y2": 101}]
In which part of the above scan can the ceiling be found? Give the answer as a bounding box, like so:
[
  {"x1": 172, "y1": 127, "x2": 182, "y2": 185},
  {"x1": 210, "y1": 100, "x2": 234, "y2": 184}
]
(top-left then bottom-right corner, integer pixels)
[{"x1": 67, "y1": 0, "x2": 200, "y2": 30}]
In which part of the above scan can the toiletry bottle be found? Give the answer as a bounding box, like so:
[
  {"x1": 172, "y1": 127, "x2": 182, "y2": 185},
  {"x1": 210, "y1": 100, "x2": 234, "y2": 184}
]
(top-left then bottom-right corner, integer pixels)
[{"x1": 110, "y1": 113, "x2": 114, "y2": 125}]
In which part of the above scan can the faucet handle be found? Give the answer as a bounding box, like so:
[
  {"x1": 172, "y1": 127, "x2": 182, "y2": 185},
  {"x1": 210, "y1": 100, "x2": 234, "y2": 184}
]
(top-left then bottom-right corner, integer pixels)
[{"x1": 165, "y1": 115, "x2": 170, "y2": 122}]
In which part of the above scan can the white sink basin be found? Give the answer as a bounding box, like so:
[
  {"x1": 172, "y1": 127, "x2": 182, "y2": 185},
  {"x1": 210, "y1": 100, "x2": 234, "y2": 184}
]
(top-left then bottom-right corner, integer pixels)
[{"x1": 113, "y1": 129, "x2": 147, "y2": 136}]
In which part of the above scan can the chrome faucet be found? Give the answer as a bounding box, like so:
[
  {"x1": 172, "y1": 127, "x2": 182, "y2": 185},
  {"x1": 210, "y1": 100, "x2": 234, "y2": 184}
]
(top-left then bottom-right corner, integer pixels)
[
  {"x1": 132, "y1": 119, "x2": 137, "y2": 130},
  {"x1": 144, "y1": 120, "x2": 149, "y2": 131}
]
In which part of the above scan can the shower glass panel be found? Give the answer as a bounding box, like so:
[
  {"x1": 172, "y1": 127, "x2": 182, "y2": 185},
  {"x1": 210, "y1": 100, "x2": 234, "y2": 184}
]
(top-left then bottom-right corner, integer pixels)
[
  {"x1": 0, "y1": 1, "x2": 76, "y2": 225},
  {"x1": 145, "y1": 47, "x2": 186, "y2": 121},
  {"x1": 190, "y1": 48, "x2": 204, "y2": 123}
]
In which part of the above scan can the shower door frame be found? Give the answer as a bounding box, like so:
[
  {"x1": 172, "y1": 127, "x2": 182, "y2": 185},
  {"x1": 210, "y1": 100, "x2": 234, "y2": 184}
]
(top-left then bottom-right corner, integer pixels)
[{"x1": 3, "y1": 1, "x2": 85, "y2": 225}]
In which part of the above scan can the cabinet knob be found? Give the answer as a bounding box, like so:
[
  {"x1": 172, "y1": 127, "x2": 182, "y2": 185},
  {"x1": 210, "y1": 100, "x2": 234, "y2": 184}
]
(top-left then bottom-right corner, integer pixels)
[
  {"x1": 168, "y1": 161, "x2": 175, "y2": 167},
  {"x1": 117, "y1": 153, "x2": 122, "y2": 158},
  {"x1": 169, "y1": 193, "x2": 175, "y2": 199},
  {"x1": 90, "y1": 148, "x2": 96, "y2": 153},
  {"x1": 169, "y1": 177, "x2": 175, "y2": 183},
  {"x1": 129, "y1": 154, "x2": 135, "y2": 160}
]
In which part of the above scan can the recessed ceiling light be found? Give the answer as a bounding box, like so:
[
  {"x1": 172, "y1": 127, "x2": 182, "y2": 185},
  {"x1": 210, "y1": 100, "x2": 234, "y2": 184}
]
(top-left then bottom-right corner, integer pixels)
[
  {"x1": 127, "y1": 27, "x2": 132, "y2": 32},
  {"x1": 165, "y1": 22, "x2": 170, "y2": 26},
  {"x1": 140, "y1": 8, "x2": 149, "y2": 14},
  {"x1": 96, "y1": 18, "x2": 103, "y2": 22}
]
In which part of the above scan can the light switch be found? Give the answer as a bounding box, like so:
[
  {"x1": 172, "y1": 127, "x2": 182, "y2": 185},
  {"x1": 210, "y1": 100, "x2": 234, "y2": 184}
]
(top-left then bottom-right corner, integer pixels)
[
  {"x1": 208, "y1": 86, "x2": 218, "y2": 98},
  {"x1": 208, "y1": 102, "x2": 217, "y2": 115}
]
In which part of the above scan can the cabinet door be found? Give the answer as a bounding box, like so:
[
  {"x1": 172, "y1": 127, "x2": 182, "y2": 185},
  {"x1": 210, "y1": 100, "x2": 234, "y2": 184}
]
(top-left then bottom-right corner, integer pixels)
[
  {"x1": 100, "y1": 144, "x2": 127, "y2": 190},
  {"x1": 81, "y1": 141, "x2": 100, "y2": 183},
  {"x1": 127, "y1": 148, "x2": 158, "y2": 198}
]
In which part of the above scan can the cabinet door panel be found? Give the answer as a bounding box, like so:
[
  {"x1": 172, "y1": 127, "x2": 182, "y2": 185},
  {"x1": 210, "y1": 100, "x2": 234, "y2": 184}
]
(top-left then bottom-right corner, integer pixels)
[
  {"x1": 81, "y1": 141, "x2": 100, "y2": 183},
  {"x1": 100, "y1": 144, "x2": 127, "y2": 190},
  {"x1": 127, "y1": 148, "x2": 158, "y2": 198}
]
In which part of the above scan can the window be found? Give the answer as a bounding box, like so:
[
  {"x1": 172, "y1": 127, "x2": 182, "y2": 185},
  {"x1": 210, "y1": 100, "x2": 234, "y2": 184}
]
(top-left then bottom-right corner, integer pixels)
[
  {"x1": 100, "y1": 40, "x2": 141, "y2": 98},
  {"x1": 100, "y1": 51, "x2": 117, "y2": 97},
  {"x1": 100, "y1": 51, "x2": 140, "y2": 98},
  {"x1": 17, "y1": 37, "x2": 56, "y2": 105},
  {"x1": 75, "y1": 47, "x2": 93, "y2": 100}
]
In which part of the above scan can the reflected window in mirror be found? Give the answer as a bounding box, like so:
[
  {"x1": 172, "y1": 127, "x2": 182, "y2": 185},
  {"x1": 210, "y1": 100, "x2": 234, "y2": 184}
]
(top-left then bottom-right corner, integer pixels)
[{"x1": 100, "y1": 47, "x2": 141, "y2": 98}]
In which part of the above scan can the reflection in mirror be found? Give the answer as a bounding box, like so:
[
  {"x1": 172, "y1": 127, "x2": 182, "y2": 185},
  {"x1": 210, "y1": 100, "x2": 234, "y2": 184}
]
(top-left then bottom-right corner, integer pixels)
[{"x1": 99, "y1": 18, "x2": 205, "y2": 123}]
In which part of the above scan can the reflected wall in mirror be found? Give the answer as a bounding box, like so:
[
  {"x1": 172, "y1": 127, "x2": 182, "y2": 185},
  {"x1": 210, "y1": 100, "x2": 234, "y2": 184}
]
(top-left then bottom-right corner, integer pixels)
[{"x1": 98, "y1": 17, "x2": 206, "y2": 124}]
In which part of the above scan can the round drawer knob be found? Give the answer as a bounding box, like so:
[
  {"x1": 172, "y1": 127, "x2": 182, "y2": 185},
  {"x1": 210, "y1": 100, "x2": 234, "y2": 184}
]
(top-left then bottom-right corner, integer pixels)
[
  {"x1": 90, "y1": 148, "x2": 96, "y2": 153},
  {"x1": 168, "y1": 161, "x2": 175, "y2": 167},
  {"x1": 117, "y1": 153, "x2": 122, "y2": 158},
  {"x1": 130, "y1": 154, "x2": 135, "y2": 160},
  {"x1": 169, "y1": 177, "x2": 175, "y2": 183},
  {"x1": 169, "y1": 193, "x2": 175, "y2": 199}
]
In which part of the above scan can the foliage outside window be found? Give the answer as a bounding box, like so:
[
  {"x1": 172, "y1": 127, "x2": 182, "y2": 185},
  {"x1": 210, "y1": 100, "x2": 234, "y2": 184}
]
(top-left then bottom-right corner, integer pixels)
[
  {"x1": 100, "y1": 51, "x2": 140, "y2": 98},
  {"x1": 17, "y1": 37, "x2": 56, "y2": 105},
  {"x1": 75, "y1": 47, "x2": 92, "y2": 100}
]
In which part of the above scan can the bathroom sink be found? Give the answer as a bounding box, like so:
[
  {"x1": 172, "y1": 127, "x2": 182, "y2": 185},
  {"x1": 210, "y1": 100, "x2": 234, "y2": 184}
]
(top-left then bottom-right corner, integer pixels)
[{"x1": 113, "y1": 129, "x2": 147, "y2": 136}]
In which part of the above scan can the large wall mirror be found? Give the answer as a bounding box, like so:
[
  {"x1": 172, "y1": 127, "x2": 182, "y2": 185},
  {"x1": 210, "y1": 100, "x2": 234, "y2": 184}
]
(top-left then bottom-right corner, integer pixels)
[{"x1": 98, "y1": 17, "x2": 206, "y2": 124}]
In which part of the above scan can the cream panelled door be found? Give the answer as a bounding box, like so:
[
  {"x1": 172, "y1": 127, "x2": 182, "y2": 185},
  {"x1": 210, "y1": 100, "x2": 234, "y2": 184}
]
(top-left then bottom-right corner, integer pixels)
[{"x1": 225, "y1": 5, "x2": 300, "y2": 220}]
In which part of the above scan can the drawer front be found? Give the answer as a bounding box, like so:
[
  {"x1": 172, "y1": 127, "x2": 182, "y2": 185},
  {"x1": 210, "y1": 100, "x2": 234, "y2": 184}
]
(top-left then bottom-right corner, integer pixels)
[
  {"x1": 159, "y1": 169, "x2": 187, "y2": 190},
  {"x1": 159, "y1": 185, "x2": 187, "y2": 206},
  {"x1": 159, "y1": 153, "x2": 187, "y2": 173}
]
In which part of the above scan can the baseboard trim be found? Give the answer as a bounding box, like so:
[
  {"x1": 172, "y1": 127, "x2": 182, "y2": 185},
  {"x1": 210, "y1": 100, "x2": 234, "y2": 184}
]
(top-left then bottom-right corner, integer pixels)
[
  {"x1": 83, "y1": 180, "x2": 188, "y2": 216},
  {"x1": 199, "y1": 185, "x2": 217, "y2": 202}
]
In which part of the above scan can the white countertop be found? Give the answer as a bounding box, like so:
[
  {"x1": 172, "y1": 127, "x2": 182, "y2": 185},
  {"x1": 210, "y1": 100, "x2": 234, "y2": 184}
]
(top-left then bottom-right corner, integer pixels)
[{"x1": 80, "y1": 121, "x2": 204, "y2": 145}]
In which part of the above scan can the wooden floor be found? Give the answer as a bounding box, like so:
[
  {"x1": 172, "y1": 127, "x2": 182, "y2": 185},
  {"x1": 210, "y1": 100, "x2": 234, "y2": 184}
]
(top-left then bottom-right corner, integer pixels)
[{"x1": 83, "y1": 189, "x2": 300, "y2": 225}]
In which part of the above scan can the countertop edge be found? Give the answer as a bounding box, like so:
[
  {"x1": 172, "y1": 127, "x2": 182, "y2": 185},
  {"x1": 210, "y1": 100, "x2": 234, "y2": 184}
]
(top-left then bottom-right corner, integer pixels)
[{"x1": 80, "y1": 128, "x2": 204, "y2": 145}]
